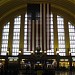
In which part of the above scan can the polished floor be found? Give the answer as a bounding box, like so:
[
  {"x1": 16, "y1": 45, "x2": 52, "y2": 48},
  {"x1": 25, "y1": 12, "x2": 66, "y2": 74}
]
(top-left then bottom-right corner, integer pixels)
[
  {"x1": 0, "y1": 71, "x2": 75, "y2": 75},
  {"x1": 55, "y1": 71, "x2": 75, "y2": 75},
  {"x1": 19, "y1": 71, "x2": 75, "y2": 75}
]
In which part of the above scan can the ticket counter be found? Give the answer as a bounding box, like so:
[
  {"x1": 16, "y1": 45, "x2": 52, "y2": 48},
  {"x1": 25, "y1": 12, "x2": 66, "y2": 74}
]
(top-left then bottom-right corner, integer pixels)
[
  {"x1": 59, "y1": 59, "x2": 69, "y2": 70},
  {"x1": 0, "y1": 59, "x2": 5, "y2": 69}
]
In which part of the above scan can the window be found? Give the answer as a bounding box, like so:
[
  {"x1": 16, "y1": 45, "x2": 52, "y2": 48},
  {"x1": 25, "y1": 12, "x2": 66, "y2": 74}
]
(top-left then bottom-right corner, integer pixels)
[
  {"x1": 68, "y1": 22, "x2": 75, "y2": 56},
  {"x1": 24, "y1": 13, "x2": 28, "y2": 55},
  {"x1": 1, "y1": 22, "x2": 10, "y2": 55},
  {"x1": 57, "y1": 16, "x2": 66, "y2": 56},
  {"x1": 12, "y1": 16, "x2": 21, "y2": 56},
  {"x1": 47, "y1": 13, "x2": 54, "y2": 55}
]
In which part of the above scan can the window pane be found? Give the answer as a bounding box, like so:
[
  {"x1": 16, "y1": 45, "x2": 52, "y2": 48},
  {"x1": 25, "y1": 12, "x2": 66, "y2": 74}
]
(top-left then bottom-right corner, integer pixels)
[
  {"x1": 47, "y1": 13, "x2": 54, "y2": 55},
  {"x1": 23, "y1": 13, "x2": 28, "y2": 55},
  {"x1": 57, "y1": 16, "x2": 66, "y2": 56},
  {"x1": 12, "y1": 15, "x2": 21, "y2": 56},
  {"x1": 68, "y1": 22, "x2": 75, "y2": 56},
  {"x1": 1, "y1": 22, "x2": 10, "y2": 55}
]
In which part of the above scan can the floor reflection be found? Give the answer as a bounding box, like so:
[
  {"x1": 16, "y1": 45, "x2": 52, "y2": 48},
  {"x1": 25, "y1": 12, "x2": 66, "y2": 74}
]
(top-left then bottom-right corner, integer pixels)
[
  {"x1": 56, "y1": 71, "x2": 75, "y2": 75},
  {"x1": 19, "y1": 71, "x2": 75, "y2": 75}
]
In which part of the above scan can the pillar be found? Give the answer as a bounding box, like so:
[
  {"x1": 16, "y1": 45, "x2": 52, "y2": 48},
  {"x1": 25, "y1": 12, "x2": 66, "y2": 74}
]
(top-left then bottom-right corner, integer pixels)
[
  {"x1": 8, "y1": 19, "x2": 14, "y2": 55},
  {"x1": 64, "y1": 18, "x2": 70, "y2": 56},
  {"x1": 19, "y1": 14, "x2": 24, "y2": 55},
  {"x1": 53, "y1": 14, "x2": 58, "y2": 55}
]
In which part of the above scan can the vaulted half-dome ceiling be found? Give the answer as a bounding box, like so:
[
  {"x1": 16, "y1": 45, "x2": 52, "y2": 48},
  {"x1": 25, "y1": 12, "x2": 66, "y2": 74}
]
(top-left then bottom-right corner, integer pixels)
[{"x1": 0, "y1": 0, "x2": 75, "y2": 23}]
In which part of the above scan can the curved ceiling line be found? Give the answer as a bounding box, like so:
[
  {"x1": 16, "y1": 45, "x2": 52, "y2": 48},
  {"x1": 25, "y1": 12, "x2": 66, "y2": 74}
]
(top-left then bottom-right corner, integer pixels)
[
  {"x1": 51, "y1": 4, "x2": 75, "y2": 18},
  {"x1": 0, "y1": 1, "x2": 75, "y2": 22},
  {"x1": 0, "y1": 4, "x2": 27, "y2": 21},
  {"x1": 68, "y1": 0, "x2": 75, "y2": 4},
  {"x1": 0, "y1": 0, "x2": 10, "y2": 6}
]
